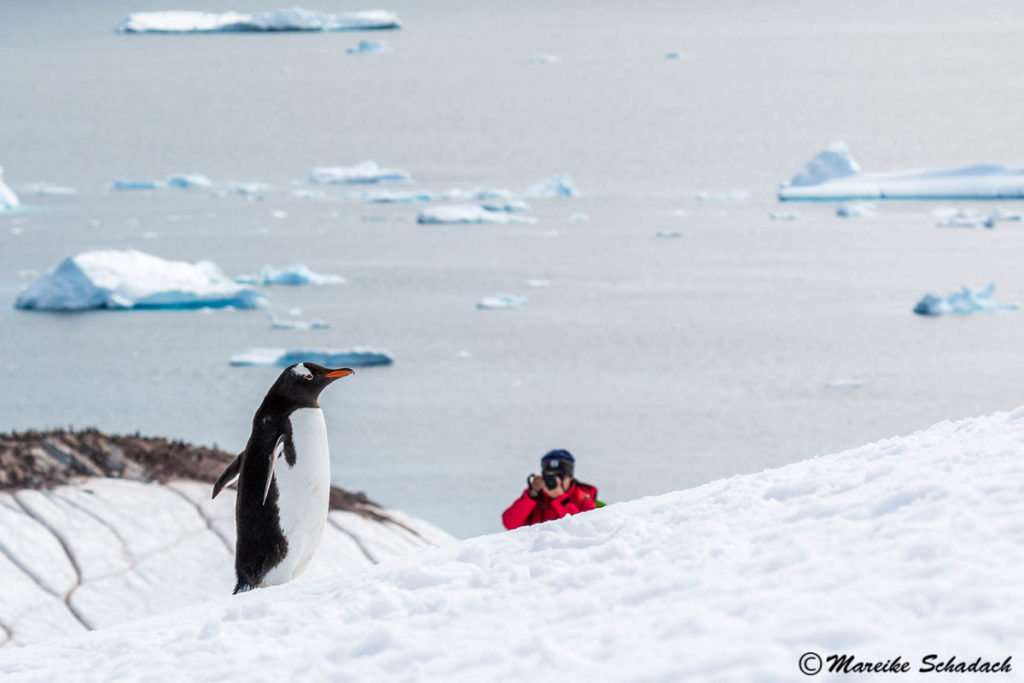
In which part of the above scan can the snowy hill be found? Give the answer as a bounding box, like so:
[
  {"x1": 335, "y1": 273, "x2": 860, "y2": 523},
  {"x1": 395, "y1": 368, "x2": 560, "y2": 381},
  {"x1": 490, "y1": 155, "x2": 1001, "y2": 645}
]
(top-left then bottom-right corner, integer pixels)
[{"x1": 3, "y1": 410, "x2": 1023, "y2": 680}]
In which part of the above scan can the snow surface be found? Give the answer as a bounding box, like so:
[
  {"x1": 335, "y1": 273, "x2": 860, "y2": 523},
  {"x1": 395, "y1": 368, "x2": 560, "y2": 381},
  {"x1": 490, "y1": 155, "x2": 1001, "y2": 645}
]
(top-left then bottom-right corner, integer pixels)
[
  {"x1": 913, "y1": 283, "x2": 1020, "y2": 316},
  {"x1": 0, "y1": 167, "x2": 19, "y2": 211},
  {"x1": 310, "y1": 162, "x2": 411, "y2": 185},
  {"x1": 229, "y1": 347, "x2": 394, "y2": 367},
  {"x1": 115, "y1": 9, "x2": 402, "y2": 33},
  {"x1": 14, "y1": 250, "x2": 265, "y2": 311},
  {"x1": 3, "y1": 407, "x2": 1024, "y2": 678},
  {"x1": 417, "y1": 205, "x2": 537, "y2": 225},
  {"x1": 780, "y1": 142, "x2": 1024, "y2": 200},
  {"x1": 0, "y1": 479, "x2": 451, "y2": 648},
  {"x1": 237, "y1": 264, "x2": 345, "y2": 286}
]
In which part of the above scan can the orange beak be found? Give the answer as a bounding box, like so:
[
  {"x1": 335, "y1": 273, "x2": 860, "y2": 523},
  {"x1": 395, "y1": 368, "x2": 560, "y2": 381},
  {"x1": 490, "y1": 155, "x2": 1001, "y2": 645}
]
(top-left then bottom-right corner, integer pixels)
[{"x1": 326, "y1": 368, "x2": 354, "y2": 379}]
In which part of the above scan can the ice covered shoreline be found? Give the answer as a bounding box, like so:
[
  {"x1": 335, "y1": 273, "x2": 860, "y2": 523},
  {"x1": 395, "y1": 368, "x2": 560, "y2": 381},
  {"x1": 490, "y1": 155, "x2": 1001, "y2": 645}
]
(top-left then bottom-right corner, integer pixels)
[{"x1": 2, "y1": 408, "x2": 1021, "y2": 678}]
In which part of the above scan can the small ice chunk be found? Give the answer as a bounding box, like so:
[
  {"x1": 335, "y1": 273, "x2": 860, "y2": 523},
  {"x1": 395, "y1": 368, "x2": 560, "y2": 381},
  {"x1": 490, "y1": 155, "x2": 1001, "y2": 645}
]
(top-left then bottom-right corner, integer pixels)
[
  {"x1": 695, "y1": 189, "x2": 749, "y2": 201},
  {"x1": 482, "y1": 199, "x2": 530, "y2": 213},
  {"x1": 665, "y1": 50, "x2": 687, "y2": 59},
  {"x1": 230, "y1": 347, "x2": 393, "y2": 367},
  {"x1": 655, "y1": 230, "x2": 682, "y2": 238},
  {"x1": 417, "y1": 205, "x2": 537, "y2": 225},
  {"x1": 227, "y1": 181, "x2": 270, "y2": 195},
  {"x1": 269, "y1": 315, "x2": 329, "y2": 330},
  {"x1": 769, "y1": 212, "x2": 800, "y2": 221},
  {"x1": 528, "y1": 55, "x2": 561, "y2": 64},
  {"x1": 935, "y1": 208, "x2": 988, "y2": 229},
  {"x1": 243, "y1": 264, "x2": 345, "y2": 286},
  {"x1": 15, "y1": 249, "x2": 265, "y2": 311},
  {"x1": 527, "y1": 280, "x2": 550, "y2": 288},
  {"x1": 115, "y1": 9, "x2": 402, "y2": 33},
  {"x1": 168, "y1": 174, "x2": 212, "y2": 189},
  {"x1": 913, "y1": 283, "x2": 1020, "y2": 316},
  {"x1": 19, "y1": 182, "x2": 76, "y2": 196},
  {"x1": 526, "y1": 172, "x2": 578, "y2": 198},
  {"x1": 113, "y1": 179, "x2": 166, "y2": 191},
  {"x1": 347, "y1": 40, "x2": 391, "y2": 54},
  {"x1": 272, "y1": 210, "x2": 288, "y2": 219},
  {"x1": 310, "y1": 161, "x2": 411, "y2": 185},
  {"x1": 290, "y1": 188, "x2": 327, "y2": 199},
  {"x1": 440, "y1": 188, "x2": 513, "y2": 201},
  {"x1": 836, "y1": 202, "x2": 876, "y2": 218},
  {"x1": 476, "y1": 294, "x2": 527, "y2": 310},
  {"x1": 349, "y1": 189, "x2": 432, "y2": 203},
  {"x1": 569, "y1": 212, "x2": 590, "y2": 223}
]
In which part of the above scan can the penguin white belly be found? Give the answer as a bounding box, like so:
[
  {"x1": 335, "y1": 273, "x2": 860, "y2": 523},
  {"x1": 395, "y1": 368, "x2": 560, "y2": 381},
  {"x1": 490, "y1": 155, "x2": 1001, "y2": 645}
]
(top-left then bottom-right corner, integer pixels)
[{"x1": 263, "y1": 407, "x2": 331, "y2": 586}]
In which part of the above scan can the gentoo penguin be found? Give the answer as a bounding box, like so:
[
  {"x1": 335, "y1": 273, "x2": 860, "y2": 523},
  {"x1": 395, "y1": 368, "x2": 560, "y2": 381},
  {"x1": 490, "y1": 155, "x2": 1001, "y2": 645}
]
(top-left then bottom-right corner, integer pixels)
[{"x1": 212, "y1": 362, "x2": 353, "y2": 594}]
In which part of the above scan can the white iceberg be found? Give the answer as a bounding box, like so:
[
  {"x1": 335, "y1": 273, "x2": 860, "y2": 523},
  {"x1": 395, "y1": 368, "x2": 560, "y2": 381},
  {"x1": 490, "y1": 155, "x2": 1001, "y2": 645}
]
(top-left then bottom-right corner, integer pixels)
[
  {"x1": 19, "y1": 182, "x2": 76, "y2": 196},
  {"x1": 310, "y1": 161, "x2": 411, "y2": 185},
  {"x1": 268, "y1": 314, "x2": 329, "y2": 330},
  {"x1": 237, "y1": 264, "x2": 345, "y2": 286},
  {"x1": 476, "y1": 294, "x2": 527, "y2": 310},
  {"x1": 15, "y1": 250, "x2": 265, "y2": 311},
  {"x1": 440, "y1": 188, "x2": 513, "y2": 201},
  {"x1": 836, "y1": 202, "x2": 876, "y2": 218},
  {"x1": 481, "y1": 199, "x2": 529, "y2": 213},
  {"x1": 0, "y1": 166, "x2": 19, "y2": 211},
  {"x1": 167, "y1": 174, "x2": 212, "y2": 188},
  {"x1": 229, "y1": 347, "x2": 393, "y2": 367},
  {"x1": 526, "y1": 172, "x2": 578, "y2": 198},
  {"x1": 780, "y1": 142, "x2": 1024, "y2": 200},
  {"x1": 115, "y1": 9, "x2": 401, "y2": 33},
  {"x1": 347, "y1": 40, "x2": 391, "y2": 54},
  {"x1": 913, "y1": 283, "x2": 1020, "y2": 316},
  {"x1": 349, "y1": 189, "x2": 432, "y2": 203},
  {"x1": 417, "y1": 205, "x2": 537, "y2": 225}
]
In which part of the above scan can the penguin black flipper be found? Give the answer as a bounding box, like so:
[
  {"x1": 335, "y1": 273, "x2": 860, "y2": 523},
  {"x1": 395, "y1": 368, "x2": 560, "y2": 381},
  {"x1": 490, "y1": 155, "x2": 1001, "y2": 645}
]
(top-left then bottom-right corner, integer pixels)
[
  {"x1": 212, "y1": 453, "x2": 243, "y2": 499},
  {"x1": 262, "y1": 434, "x2": 288, "y2": 505}
]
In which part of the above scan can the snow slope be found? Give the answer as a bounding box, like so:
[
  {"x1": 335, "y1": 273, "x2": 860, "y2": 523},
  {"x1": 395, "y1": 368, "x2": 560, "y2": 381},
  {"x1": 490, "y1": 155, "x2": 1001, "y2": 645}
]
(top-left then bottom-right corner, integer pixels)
[
  {"x1": 3, "y1": 408, "x2": 1022, "y2": 679},
  {"x1": 0, "y1": 479, "x2": 451, "y2": 648},
  {"x1": 779, "y1": 142, "x2": 1024, "y2": 200}
]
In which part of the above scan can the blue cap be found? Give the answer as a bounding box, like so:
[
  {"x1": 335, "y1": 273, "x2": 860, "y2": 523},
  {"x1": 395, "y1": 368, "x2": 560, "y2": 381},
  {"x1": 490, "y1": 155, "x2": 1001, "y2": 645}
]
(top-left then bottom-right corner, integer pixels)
[{"x1": 541, "y1": 449, "x2": 575, "y2": 477}]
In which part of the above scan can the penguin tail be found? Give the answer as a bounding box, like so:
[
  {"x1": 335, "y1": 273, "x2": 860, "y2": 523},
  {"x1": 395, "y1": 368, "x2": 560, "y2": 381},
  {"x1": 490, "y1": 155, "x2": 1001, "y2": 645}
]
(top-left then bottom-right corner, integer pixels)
[{"x1": 233, "y1": 580, "x2": 256, "y2": 595}]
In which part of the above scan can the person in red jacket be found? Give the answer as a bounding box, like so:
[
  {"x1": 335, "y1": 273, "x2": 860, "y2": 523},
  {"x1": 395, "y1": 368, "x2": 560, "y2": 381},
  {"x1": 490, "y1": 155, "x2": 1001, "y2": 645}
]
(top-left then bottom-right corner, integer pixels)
[{"x1": 502, "y1": 449, "x2": 598, "y2": 530}]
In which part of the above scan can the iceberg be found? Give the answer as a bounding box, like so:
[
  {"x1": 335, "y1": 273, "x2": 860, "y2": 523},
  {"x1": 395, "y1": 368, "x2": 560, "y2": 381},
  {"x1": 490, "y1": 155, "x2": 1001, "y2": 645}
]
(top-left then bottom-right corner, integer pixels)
[
  {"x1": 913, "y1": 283, "x2": 1020, "y2": 316},
  {"x1": 932, "y1": 207, "x2": 1022, "y2": 229},
  {"x1": 481, "y1": 199, "x2": 529, "y2": 213},
  {"x1": 237, "y1": 264, "x2": 345, "y2": 286},
  {"x1": 229, "y1": 347, "x2": 393, "y2": 367},
  {"x1": 780, "y1": 142, "x2": 1024, "y2": 200},
  {"x1": 167, "y1": 174, "x2": 212, "y2": 188},
  {"x1": 476, "y1": 294, "x2": 527, "y2": 310},
  {"x1": 269, "y1": 314, "x2": 329, "y2": 330},
  {"x1": 0, "y1": 166, "x2": 20, "y2": 211},
  {"x1": 115, "y1": 9, "x2": 402, "y2": 33},
  {"x1": 836, "y1": 202, "x2": 876, "y2": 218},
  {"x1": 310, "y1": 161, "x2": 411, "y2": 185},
  {"x1": 526, "y1": 172, "x2": 578, "y2": 198},
  {"x1": 349, "y1": 189, "x2": 432, "y2": 203},
  {"x1": 113, "y1": 179, "x2": 166, "y2": 190},
  {"x1": 347, "y1": 40, "x2": 391, "y2": 54},
  {"x1": 417, "y1": 205, "x2": 537, "y2": 225},
  {"x1": 14, "y1": 250, "x2": 265, "y2": 311}
]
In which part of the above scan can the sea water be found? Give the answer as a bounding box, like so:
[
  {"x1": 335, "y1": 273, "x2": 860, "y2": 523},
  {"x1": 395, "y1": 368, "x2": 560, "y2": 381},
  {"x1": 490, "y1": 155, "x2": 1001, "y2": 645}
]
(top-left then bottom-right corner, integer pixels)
[{"x1": 3, "y1": 0, "x2": 1024, "y2": 537}]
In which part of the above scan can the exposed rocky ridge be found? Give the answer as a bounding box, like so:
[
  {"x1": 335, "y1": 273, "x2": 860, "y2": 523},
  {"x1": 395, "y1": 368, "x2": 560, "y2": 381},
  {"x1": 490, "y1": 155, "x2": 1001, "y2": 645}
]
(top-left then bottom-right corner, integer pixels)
[{"x1": 0, "y1": 428, "x2": 399, "y2": 527}]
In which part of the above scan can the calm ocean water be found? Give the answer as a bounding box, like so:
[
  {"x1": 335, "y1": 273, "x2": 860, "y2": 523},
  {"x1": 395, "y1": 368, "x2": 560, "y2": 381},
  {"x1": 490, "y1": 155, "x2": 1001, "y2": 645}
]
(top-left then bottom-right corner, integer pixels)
[{"x1": 3, "y1": 0, "x2": 1024, "y2": 537}]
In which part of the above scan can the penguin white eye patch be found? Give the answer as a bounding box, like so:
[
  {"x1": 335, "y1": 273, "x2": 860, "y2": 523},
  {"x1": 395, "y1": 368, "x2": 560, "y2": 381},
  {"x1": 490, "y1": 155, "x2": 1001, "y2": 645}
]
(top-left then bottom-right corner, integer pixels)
[{"x1": 291, "y1": 363, "x2": 314, "y2": 380}]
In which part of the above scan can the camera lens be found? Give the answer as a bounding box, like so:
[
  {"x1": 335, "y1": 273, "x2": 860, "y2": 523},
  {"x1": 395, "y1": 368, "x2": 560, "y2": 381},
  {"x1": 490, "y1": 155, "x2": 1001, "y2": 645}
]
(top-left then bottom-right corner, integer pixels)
[{"x1": 543, "y1": 474, "x2": 558, "y2": 489}]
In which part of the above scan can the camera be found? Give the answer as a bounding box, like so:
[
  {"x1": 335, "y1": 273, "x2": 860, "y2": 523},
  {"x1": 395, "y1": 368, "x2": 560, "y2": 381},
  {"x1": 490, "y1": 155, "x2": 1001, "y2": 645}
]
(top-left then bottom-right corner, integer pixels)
[{"x1": 542, "y1": 474, "x2": 559, "y2": 489}]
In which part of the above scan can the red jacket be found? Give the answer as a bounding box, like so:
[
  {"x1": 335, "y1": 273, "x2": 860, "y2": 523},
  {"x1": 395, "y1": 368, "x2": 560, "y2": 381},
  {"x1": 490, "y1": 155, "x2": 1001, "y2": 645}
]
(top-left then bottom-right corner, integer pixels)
[{"x1": 502, "y1": 481, "x2": 598, "y2": 530}]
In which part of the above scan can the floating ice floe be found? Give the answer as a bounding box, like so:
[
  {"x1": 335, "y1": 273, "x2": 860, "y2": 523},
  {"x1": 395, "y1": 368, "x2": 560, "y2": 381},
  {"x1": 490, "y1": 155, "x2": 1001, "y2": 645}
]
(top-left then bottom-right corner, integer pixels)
[
  {"x1": 836, "y1": 202, "x2": 876, "y2": 218},
  {"x1": 113, "y1": 179, "x2": 165, "y2": 191},
  {"x1": 526, "y1": 172, "x2": 578, "y2": 198},
  {"x1": 440, "y1": 187, "x2": 513, "y2": 201},
  {"x1": 229, "y1": 347, "x2": 393, "y2": 367},
  {"x1": 932, "y1": 207, "x2": 1022, "y2": 229},
  {"x1": 310, "y1": 161, "x2": 411, "y2": 185},
  {"x1": 665, "y1": 50, "x2": 687, "y2": 59},
  {"x1": 168, "y1": 174, "x2": 212, "y2": 188},
  {"x1": 695, "y1": 189, "x2": 749, "y2": 201},
  {"x1": 526, "y1": 279, "x2": 550, "y2": 288},
  {"x1": 290, "y1": 188, "x2": 327, "y2": 199},
  {"x1": 655, "y1": 230, "x2": 682, "y2": 238},
  {"x1": 913, "y1": 283, "x2": 1020, "y2": 316},
  {"x1": 268, "y1": 314, "x2": 329, "y2": 330},
  {"x1": 779, "y1": 141, "x2": 1024, "y2": 200},
  {"x1": 477, "y1": 294, "x2": 527, "y2": 310},
  {"x1": 14, "y1": 249, "x2": 264, "y2": 311},
  {"x1": 115, "y1": 9, "x2": 402, "y2": 33},
  {"x1": 237, "y1": 264, "x2": 345, "y2": 286},
  {"x1": 0, "y1": 167, "x2": 20, "y2": 211},
  {"x1": 347, "y1": 40, "x2": 390, "y2": 54},
  {"x1": 481, "y1": 199, "x2": 529, "y2": 213},
  {"x1": 227, "y1": 181, "x2": 271, "y2": 195},
  {"x1": 569, "y1": 212, "x2": 590, "y2": 223},
  {"x1": 417, "y1": 205, "x2": 537, "y2": 225},
  {"x1": 19, "y1": 182, "x2": 76, "y2": 196},
  {"x1": 349, "y1": 189, "x2": 433, "y2": 203}
]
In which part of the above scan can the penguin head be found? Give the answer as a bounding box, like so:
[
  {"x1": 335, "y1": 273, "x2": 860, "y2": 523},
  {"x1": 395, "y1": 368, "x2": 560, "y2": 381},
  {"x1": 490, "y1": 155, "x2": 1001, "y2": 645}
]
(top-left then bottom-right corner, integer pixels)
[{"x1": 269, "y1": 362, "x2": 354, "y2": 408}]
